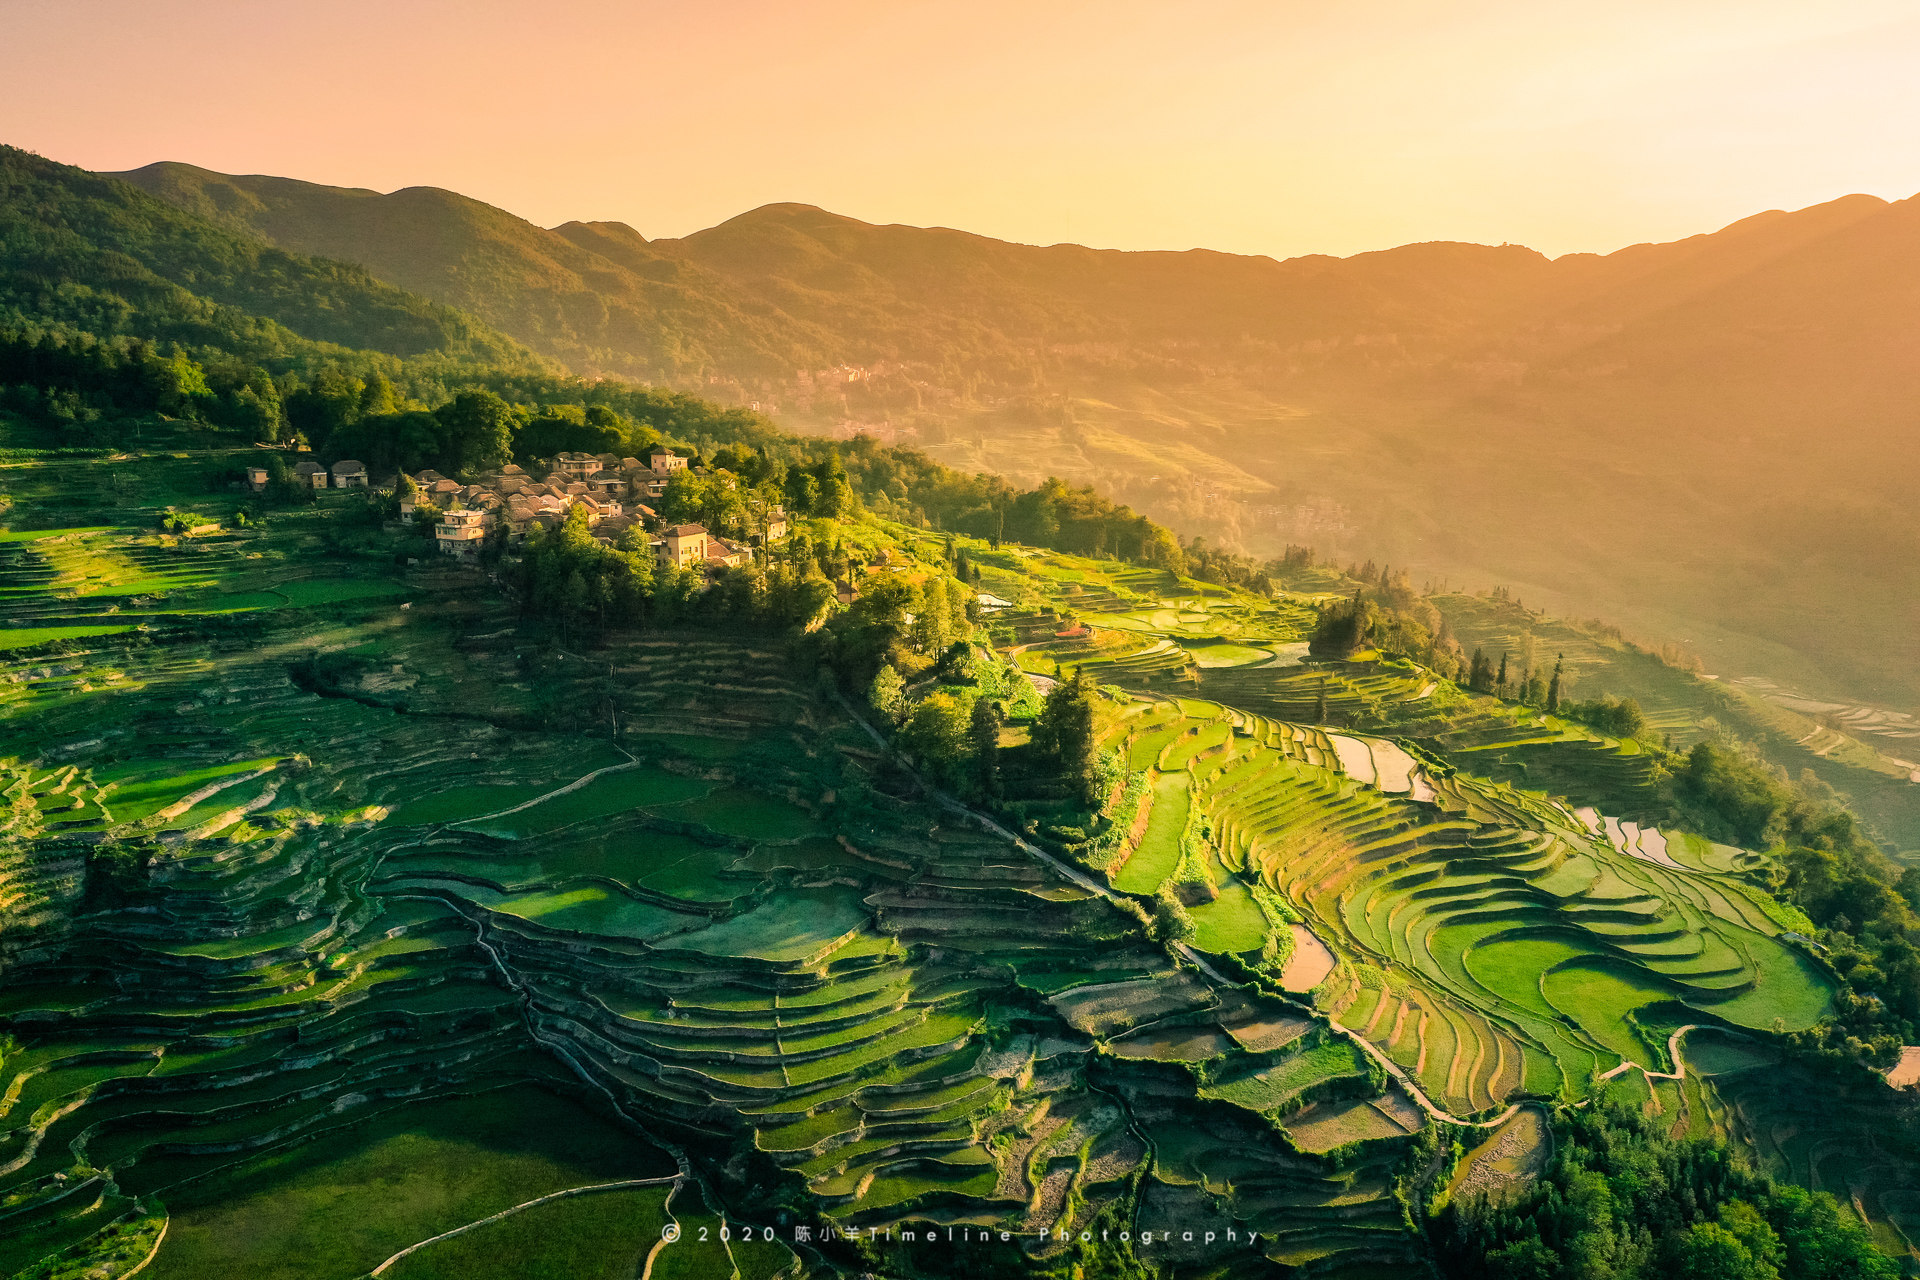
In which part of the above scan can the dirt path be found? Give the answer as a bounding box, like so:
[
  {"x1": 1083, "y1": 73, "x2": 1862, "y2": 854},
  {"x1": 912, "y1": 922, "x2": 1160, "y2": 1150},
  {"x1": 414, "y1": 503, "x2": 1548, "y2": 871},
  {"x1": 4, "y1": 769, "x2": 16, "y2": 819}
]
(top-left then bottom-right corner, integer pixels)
[
  {"x1": 453, "y1": 745, "x2": 641, "y2": 825},
  {"x1": 368, "y1": 1177, "x2": 678, "y2": 1275},
  {"x1": 1596, "y1": 1024, "x2": 1701, "y2": 1083}
]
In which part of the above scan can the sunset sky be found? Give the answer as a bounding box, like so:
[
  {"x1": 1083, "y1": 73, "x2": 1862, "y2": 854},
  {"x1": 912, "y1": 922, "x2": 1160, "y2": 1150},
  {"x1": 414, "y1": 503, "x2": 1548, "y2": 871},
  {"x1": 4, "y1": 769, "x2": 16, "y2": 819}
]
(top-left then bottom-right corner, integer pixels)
[{"x1": 8, "y1": 0, "x2": 1919, "y2": 258}]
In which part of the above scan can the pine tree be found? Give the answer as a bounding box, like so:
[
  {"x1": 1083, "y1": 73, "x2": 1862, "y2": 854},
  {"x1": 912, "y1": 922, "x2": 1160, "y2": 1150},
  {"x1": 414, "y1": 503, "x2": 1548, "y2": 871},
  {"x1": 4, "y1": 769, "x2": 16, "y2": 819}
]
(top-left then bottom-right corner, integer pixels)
[
  {"x1": 1036, "y1": 669, "x2": 1099, "y2": 805},
  {"x1": 1496, "y1": 651, "x2": 1509, "y2": 696},
  {"x1": 970, "y1": 698, "x2": 1003, "y2": 797},
  {"x1": 1547, "y1": 654, "x2": 1565, "y2": 713}
]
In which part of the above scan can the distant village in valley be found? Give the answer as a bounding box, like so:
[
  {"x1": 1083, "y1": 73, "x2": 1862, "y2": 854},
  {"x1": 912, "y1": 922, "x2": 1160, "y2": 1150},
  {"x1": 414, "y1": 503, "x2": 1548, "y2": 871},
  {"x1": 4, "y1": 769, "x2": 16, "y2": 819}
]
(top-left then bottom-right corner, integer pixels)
[{"x1": 247, "y1": 447, "x2": 784, "y2": 572}]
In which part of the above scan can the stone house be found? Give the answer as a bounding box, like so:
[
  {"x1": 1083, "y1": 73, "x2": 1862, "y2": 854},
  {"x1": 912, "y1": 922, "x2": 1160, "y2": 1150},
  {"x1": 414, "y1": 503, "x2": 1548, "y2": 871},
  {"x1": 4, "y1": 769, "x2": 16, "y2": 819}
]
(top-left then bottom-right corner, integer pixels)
[{"x1": 330, "y1": 459, "x2": 368, "y2": 488}]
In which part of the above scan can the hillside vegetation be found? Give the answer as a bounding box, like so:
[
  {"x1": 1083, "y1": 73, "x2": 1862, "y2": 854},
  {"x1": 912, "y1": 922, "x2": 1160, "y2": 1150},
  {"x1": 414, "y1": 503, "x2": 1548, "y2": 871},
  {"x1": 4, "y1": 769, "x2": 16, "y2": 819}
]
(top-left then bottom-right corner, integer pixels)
[
  {"x1": 110, "y1": 159, "x2": 1920, "y2": 719},
  {"x1": 0, "y1": 141, "x2": 1914, "y2": 1280}
]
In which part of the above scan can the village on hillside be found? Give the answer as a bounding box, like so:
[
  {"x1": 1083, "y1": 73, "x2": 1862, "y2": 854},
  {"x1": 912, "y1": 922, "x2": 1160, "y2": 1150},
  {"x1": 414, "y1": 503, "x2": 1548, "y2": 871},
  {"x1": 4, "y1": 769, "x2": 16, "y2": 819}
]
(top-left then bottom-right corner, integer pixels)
[{"x1": 246, "y1": 447, "x2": 785, "y2": 572}]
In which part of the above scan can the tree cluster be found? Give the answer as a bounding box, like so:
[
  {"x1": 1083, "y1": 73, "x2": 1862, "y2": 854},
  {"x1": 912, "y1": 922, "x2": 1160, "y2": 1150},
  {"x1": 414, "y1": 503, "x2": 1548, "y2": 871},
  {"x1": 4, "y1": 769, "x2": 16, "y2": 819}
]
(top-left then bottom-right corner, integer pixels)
[
  {"x1": 1310, "y1": 581, "x2": 1467, "y2": 682},
  {"x1": 511, "y1": 503, "x2": 838, "y2": 641},
  {"x1": 0, "y1": 326, "x2": 286, "y2": 444},
  {"x1": 1434, "y1": 1093, "x2": 1895, "y2": 1279},
  {"x1": 1562, "y1": 694, "x2": 1651, "y2": 740},
  {"x1": 1031, "y1": 669, "x2": 1104, "y2": 805}
]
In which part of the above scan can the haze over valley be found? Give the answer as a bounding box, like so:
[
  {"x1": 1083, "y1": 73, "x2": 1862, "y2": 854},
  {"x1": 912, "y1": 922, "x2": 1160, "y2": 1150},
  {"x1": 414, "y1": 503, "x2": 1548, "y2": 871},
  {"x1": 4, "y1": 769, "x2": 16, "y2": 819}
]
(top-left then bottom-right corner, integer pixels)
[{"x1": 115, "y1": 161, "x2": 1920, "y2": 718}]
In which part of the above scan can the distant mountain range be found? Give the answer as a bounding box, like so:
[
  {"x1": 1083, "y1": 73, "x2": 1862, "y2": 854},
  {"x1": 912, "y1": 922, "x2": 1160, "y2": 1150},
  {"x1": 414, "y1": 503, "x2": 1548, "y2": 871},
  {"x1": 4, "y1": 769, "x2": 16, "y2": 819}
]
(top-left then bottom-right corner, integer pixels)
[{"x1": 96, "y1": 161, "x2": 1920, "y2": 713}]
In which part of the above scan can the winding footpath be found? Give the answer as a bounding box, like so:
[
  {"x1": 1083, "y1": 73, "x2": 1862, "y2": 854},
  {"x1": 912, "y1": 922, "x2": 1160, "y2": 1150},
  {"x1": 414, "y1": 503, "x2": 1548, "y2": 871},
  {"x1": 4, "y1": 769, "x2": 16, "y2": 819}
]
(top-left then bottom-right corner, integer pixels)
[
  {"x1": 368, "y1": 1178, "x2": 678, "y2": 1276},
  {"x1": 453, "y1": 745, "x2": 641, "y2": 826},
  {"x1": 1596, "y1": 1024, "x2": 1702, "y2": 1083}
]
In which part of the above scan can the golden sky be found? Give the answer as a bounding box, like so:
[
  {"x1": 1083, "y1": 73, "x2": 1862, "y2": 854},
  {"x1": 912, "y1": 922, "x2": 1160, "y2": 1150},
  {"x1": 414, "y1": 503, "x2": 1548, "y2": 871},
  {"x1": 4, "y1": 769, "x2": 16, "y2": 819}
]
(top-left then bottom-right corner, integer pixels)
[{"x1": 9, "y1": 0, "x2": 1919, "y2": 258}]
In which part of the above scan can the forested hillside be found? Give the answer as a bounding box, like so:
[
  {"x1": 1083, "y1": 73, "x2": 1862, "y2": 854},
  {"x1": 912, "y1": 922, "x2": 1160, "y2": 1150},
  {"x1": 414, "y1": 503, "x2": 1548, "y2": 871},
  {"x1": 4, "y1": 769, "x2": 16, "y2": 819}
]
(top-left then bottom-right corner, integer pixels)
[
  {"x1": 0, "y1": 148, "x2": 1197, "y2": 577},
  {"x1": 113, "y1": 159, "x2": 1920, "y2": 721},
  {"x1": 2, "y1": 148, "x2": 539, "y2": 373}
]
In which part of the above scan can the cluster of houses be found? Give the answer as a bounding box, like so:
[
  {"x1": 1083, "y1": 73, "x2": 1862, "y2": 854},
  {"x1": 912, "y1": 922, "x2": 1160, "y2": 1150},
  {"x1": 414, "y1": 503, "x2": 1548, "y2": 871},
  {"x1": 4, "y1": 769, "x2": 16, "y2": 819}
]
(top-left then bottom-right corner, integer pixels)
[{"x1": 248, "y1": 448, "x2": 787, "y2": 573}]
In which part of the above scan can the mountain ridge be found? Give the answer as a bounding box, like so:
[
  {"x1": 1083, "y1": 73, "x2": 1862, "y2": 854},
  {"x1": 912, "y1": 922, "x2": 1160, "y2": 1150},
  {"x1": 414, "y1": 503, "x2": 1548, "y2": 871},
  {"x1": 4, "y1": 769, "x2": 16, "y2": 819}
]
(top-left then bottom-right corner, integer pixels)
[{"x1": 107, "y1": 158, "x2": 1920, "y2": 715}]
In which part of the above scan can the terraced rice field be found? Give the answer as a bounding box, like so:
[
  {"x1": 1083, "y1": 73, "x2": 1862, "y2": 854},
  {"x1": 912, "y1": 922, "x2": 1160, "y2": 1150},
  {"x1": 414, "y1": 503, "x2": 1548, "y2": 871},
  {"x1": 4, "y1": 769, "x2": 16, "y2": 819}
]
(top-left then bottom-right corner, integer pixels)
[
  {"x1": 0, "y1": 493, "x2": 1886, "y2": 1275},
  {"x1": 1095, "y1": 695, "x2": 1833, "y2": 1117},
  {"x1": 0, "y1": 523, "x2": 1432, "y2": 1277}
]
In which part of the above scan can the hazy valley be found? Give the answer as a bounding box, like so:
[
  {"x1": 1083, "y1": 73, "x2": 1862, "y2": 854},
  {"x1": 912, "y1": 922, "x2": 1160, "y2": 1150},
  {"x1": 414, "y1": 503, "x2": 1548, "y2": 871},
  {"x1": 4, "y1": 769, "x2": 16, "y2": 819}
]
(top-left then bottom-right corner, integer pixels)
[{"x1": 113, "y1": 162, "x2": 1920, "y2": 723}]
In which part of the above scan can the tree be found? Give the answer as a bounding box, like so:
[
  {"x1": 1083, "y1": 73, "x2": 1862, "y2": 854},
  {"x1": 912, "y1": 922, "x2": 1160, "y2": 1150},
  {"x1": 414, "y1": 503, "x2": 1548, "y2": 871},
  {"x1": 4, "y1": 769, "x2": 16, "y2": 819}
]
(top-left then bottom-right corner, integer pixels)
[
  {"x1": 867, "y1": 664, "x2": 906, "y2": 723},
  {"x1": 1310, "y1": 590, "x2": 1372, "y2": 658},
  {"x1": 359, "y1": 371, "x2": 399, "y2": 417},
  {"x1": 913, "y1": 577, "x2": 952, "y2": 655},
  {"x1": 434, "y1": 388, "x2": 514, "y2": 473},
  {"x1": 784, "y1": 469, "x2": 819, "y2": 515},
  {"x1": 1035, "y1": 669, "x2": 1099, "y2": 804},
  {"x1": 286, "y1": 368, "x2": 363, "y2": 446},
  {"x1": 515, "y1": 501, "x2": 656, "y2": 633},
  {"x1": 937, "y1": 639, "x2": 976, "y2": 683},
  {"x1": 1762, "y1": 1184, "x2": 1898, "y2": 1280},
  {"x1": 1671, "y1": 1221, "x2": 1776, "y2": 1280},
  {"x1": 1153, "y1": 887, "x2": 1195, "y2": 942},
  {"x1": 970, "y1": 698, "x2": 1003, "y2": 796},
  {"x1": 1435, "y1": 1093, "x2": 1898, "y2": 1280},
  {"x1": 659, "y1": 470, "x2": 710, "y2": 526},
  {"x1": 1547, "y1": 654, "x2": 1565, "y2": 713},
  {"x1": 828, "y1": 573, "x2": 915, "y2": 686},
  {"x1": 154, "y1": 351, "x2": 213, "y2": 419},
  {"x1": 1563, "y1": 694, "x2": 1649, "y2": 740},
  {"x1": 1482, "y1": 1240, "x2": 1556, "y2": 1280},
  {"x1": 900, "y1": 692, "x2": 971, "y2": 775},
  {"x1": 517, "y1": 402, "x2": 622, "y2": 463},
  {"x1": 1497, "y1": 650, "x2": 1509, "y2": 696}
]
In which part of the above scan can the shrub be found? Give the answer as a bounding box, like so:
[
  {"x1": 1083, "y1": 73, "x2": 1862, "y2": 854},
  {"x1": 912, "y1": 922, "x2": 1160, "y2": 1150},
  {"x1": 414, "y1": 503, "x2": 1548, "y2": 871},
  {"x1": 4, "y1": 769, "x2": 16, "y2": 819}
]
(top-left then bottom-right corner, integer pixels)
[{"x1": 1153, "y1": 887, "x2": 1196, "y2": 942}]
